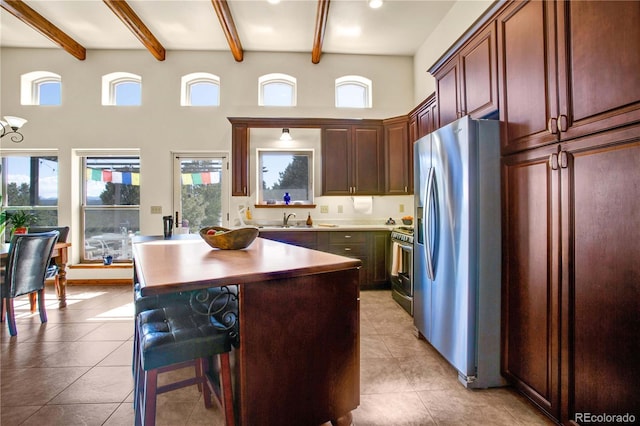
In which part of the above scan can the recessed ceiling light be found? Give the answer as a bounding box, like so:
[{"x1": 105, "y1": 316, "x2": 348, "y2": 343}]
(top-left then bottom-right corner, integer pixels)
[
  {"x1": 368, "y1": 0, "x2": 383, "y2": 9},
  {"x1": 267, "y1": 0, "x2": 281, "y2": 4}
]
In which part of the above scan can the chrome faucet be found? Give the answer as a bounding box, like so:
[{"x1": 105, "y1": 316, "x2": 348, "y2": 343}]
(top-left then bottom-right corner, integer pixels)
[{"x1": 283, "y1": 212, "x2": 296, "y2": 227}]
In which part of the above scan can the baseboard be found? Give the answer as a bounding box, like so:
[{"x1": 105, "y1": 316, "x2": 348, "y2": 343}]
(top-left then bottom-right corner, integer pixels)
[{"x1": 46, "y1": 278, "x2": 133, "y2": 286}]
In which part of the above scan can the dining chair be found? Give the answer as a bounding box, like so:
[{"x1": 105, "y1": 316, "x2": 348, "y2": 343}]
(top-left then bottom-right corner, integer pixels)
[
  {"x1": 0, "y1": 231, "x2": 60, "y2": 336},
  {"x1": 28, "y1": 226, "x2": 70, "y2": 308}
]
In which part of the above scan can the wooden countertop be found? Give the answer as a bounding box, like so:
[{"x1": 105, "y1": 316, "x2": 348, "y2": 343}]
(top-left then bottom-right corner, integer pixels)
[{"x1": 134, "y1": 236, "x2": 361, "y2": 296}]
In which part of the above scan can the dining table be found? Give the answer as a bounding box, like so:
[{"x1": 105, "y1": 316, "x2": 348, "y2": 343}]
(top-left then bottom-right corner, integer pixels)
[
  {"x1": 1, "y1": 241, "x2": 72, "y2": 308},
  {"x1": 133, "y1": 235, "x2": 361, "y2": 426}
]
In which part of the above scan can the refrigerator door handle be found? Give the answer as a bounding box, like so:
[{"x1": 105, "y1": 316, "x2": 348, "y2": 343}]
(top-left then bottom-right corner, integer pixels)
[{"x1": 424, "y1": 167, "x2": 435, "y2": 281}]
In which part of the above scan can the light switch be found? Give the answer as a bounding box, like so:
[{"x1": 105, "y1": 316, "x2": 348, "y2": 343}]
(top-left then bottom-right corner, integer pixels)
[
  {"x1": 150, "y1": 206, "x2": 162, "y2": 214},
  {"x1": 320, "y1": 205, "x2": 329, "y2": 214},
  {"x1": 399, "y1": 204, "x2": 405, "y2": 213}
]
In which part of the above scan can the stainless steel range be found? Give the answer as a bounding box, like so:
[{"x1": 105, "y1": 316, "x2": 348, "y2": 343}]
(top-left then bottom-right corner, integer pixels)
[{"x1": 390, "y1": 226, "x2": 413, "y2": 315}]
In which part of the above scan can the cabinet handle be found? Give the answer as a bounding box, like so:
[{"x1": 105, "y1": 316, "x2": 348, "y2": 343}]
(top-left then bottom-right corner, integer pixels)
[
  {"x1": 548, "y1": 117, "x2": 558, "y2": 135},
  {"x1": 549, "y1": 153, "x2": 559, "y2": 170},
  {"x1": 404, "y1": 186, "x2": 407, "y2": 193},
  {"x1": 558, "y1": 114, "x2": 568, "y2": 132},
  {"x1": 344, "y1": 235, "x2": 352, "y2": 239},
  {"x1": 243, "y1": 186, "x2": 246, "y2": 195},
  {"x1": 344, "y1": 247, "x2": 352, "y2": 251},
  {"x1": 559, "y1": 151, "x2": 568, "y2": 169}
]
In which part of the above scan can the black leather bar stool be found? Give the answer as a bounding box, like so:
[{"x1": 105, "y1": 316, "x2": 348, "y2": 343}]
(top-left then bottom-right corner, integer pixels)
[{"x1": 134, "y1": 288, "x2": 238, "y2": 426}]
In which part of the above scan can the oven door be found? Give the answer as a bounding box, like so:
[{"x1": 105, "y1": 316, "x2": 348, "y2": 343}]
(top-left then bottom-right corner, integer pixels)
[{"x1": 396, "y1": 242, "x2": 413, "y2": 296}]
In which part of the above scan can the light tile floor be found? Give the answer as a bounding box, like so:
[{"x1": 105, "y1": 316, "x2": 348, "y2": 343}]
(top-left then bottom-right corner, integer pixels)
[{"x1": 1, "y1": 285, "x2": 553, "y2": 425}]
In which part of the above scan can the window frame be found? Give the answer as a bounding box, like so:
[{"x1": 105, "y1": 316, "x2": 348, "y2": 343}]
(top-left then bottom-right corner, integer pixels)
[
  {"x1": 181, "y1": 73, "x2": 221, "y2": 106},
  {"x1": 258, "y1": 73, "x2": 297, "y2": 107},
  {"x1": 335, "y1": 75, "x2": 373, "y2": 108},
  {"x1": 20, "y1": 71, "x2": 62, "y2": 106},
  {"x1": 0, "y1": 150, "x2": 60, "y2": 241},
  {"x1": 256, "y1": 148, "x2": 314, "y2": 206},
  {"x1": 81, "y1": 153, "x2": 141, "y2": 263},
  {"x1": 101, "y1": 72, "x2": 142, "y2": 106}
]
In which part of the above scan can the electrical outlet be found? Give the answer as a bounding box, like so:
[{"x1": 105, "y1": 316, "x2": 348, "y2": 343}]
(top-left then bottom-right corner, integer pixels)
[
  {"x1": 320, "y1": 205, "x2": 329, "y2": 214},
  {"x1": 399, "y1": 204, "x2": 405, "y2": 213},
  {"x1": 338, "y1": 205, "x2": 343, "y2": 213},
  {"x1": 150, "y1": 206, "x2": 162, "y2": 214}
]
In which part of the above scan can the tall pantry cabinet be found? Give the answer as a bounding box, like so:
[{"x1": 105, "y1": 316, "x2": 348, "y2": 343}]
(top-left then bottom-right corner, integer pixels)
[{"x1": 498, "y1": 1, "x2": 640, "y2": 424}]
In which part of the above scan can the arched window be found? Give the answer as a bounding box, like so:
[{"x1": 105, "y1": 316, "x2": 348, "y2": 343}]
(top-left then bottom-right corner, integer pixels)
[
  {"x1": 102, "y1": 72, "x2": 142, "y2": 106},
  {"x1": 181, "y1": 73, "x2": 220, "y2": 106},
  {"x1": 20, "y1": 71, "x2": 62, "y2": 105},
  {"x1": 335, "y1": 75, "x2": 372, "y2": 108},
  {"x1": 259, "y1": 73, "x2": 296, "y2": 107}
]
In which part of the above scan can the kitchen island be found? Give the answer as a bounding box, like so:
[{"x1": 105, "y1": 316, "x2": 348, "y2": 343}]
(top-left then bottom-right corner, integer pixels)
[{"x1": 133, "y1": 236, "x2": 361, "y2": 426}]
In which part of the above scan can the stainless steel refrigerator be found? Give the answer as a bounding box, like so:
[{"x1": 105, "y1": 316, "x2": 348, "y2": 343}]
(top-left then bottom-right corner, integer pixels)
[{"x1": 413, "y1": 115, "x2": 505, "y2": 388}]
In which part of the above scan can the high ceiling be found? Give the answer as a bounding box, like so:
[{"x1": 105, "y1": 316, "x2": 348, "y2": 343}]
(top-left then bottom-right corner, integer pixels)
[{"x1": 0, "y1": 0, "x2": 457, "y2": 62}]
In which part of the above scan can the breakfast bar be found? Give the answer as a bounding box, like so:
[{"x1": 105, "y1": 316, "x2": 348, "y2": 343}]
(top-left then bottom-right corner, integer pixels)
[{"x1": 133, "y1": 236, "x2": 361, "y2": 426}]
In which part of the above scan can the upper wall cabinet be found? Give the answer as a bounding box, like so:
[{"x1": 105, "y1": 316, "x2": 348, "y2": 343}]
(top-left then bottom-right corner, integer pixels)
[
  {"x1": 432, "y1": 21, "x2": 498, "y2": 128},
  {"x1": 322, "y1": 124, "x2": 383, "y2": 195},
  {"x1": 383, "y1": 116, "x2": 410, "y2": 195},
  {"x1": 497, "y1": 0, "x2": 640, "y2": 155},
  {"x1": 409, "y1": 93, "x2": 437, "y2": 142}
]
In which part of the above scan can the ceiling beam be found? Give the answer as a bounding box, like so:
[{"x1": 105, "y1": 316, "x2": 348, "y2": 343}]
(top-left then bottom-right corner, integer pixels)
[
  {"x1": 311, "y1": 0, "x2": 330, "y2": 64},
  {"x1": 0, "y1": 0, "x2": 86, "y2": 60},
  {"x1": 211, "y1": 0, "x2": 243, "y2": 62},
  {"x1": 103, "y1": 0, "x2": 165, "y2": 61}
]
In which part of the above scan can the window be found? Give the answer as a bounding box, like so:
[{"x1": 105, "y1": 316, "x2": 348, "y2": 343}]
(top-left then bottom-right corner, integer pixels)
[
  {"x1": 335, "y1": 75, "x2": 372, "y2": 108},
  {"x1": 82, "y1": 155, "x2": 140, "y2": 262},
  {"x1": 259, "y1": 73, "x2": 296, "y2": 106},
  {"x1": 20, "y1": 71, "x2": 62, "y2": 105},
  {"x1": 1, "y1": 154, "x2": 59, "y2": 241},
  {"x1": 181, "y1": 73, "x2": 220, "y2": 106},
  {"x1": 257, "y1": 149, "x2": 313, "y2": 205},
  {"x1": 102, "y1": 72, "x2": 142, "y2": 106}
]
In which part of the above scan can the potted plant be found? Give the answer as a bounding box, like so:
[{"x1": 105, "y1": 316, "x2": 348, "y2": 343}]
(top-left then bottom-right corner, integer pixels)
[{"x1": 7, "y1": 210, "x2": 37, "y2": 234}]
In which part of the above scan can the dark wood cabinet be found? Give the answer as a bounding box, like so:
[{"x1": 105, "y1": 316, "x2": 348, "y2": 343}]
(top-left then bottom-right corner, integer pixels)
[
  {"x1": 497, "y1": 0, "x2": 640, "y2": 155},
  {"x1": 231, "y1": 124, "x2": 249, "y2": 196},
  {"x1": 257, "y1": 230, "x2": 317, "y2": 250},
  {"x1": 555, "y1": 0, "x2": 640, "y2": 142},
  {"x1": 503, "y1": 124, "x2": 640, "y2": 424},
  {"x1": 315, "y1": 230, "x2": 390, "y2": 290},
  {"x1": 260, "y1": 230, "x2": 390, "y2": 290},
  {"x1": 560, "y1": 127, "x2": 640, "y2": 425},
  {"x1": 322, "y1": 124, "x2": 383, "y2": 195},
  {"x1": 433, "y1": 20, "x2": 498, "y2": 128},
  {"x1": 409, "y1": 93, "x2": 437, "y2": 143},
  {"x1": 502, "y1": 143, "x2": 561, "y2": 420},
  {"x1": 383, "y1": 116, "x2": 410, "y2": 194}
]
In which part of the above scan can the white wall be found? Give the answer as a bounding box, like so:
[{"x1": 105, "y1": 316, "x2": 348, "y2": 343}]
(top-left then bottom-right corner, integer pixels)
[
  {"x1": 0, "y1": 47, "x2": 413, "y2": 276},
  {"x1": 412, "y1": 0, "x2": 495, "y2": 106}
]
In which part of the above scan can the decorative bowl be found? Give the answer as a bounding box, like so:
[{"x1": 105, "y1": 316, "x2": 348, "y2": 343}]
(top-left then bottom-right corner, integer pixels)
[
  {"x1": 402, "y1": 218, "x2": 413, "y2": 226},
  {"x1": 199, "y1": 226, "x2": 259, "y2": 250}
]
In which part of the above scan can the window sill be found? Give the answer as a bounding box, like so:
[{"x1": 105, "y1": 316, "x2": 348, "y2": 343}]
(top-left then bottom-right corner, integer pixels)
[{"x1": 254, "y1": 204, "x2": 316, "y2": 209}]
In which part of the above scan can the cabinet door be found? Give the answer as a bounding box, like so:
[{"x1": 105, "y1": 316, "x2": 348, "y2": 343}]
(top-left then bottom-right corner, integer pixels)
[
  {"x1": 352, "y1": 126, "x2": 383, "y2": 194},
  {"x1": 562, "y1": 131, "x2": 640, "y2": 423},
  {"x1": 370, "y1": 232, "x2": 389, "y2": 287},
  {"x1": 322, "y1": 127, "x2": 352, "y2": 195},
  {"x1": 417, "y1": 94, "x2": 437, "y2": 138},
  {"x1": 497, "y1": 0, "x2": 560, "y2": 154},
  {"x1": 384, "y1": 118, "x2": 410, "y2": 194},
  {"x1": 258, "y1": 231, "x2": 317, "y2": 250},
  {"x1": 502, "y1": 145, "x2": 561, "y2": 421},
  {"x1": 556, "y1": 0, "x2": 640, "y2": 141},
  {"x1": 459, "y1": 21, "x2": 498, "y2": 119},
  {"x1": 435, "y1": 58, "x2": 460, "y2": 128},
  {"x1": 232, "y1": 125, "x2": 249, "y2": 196}
]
